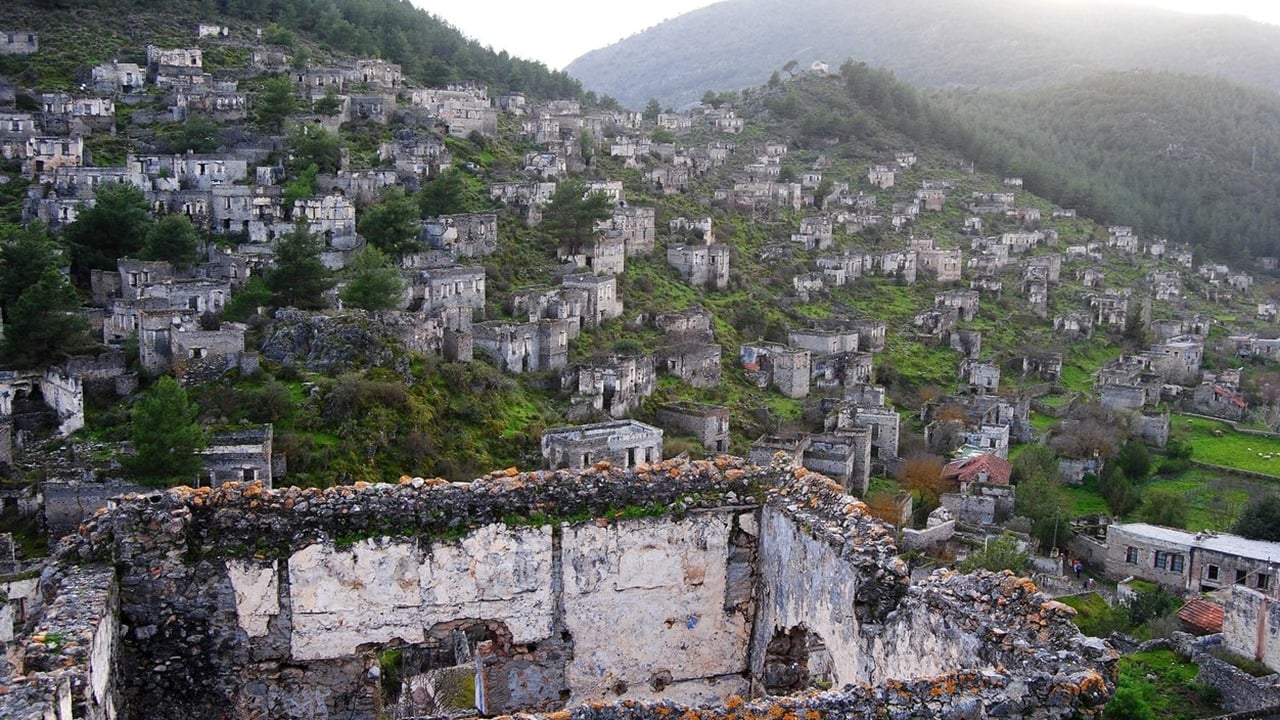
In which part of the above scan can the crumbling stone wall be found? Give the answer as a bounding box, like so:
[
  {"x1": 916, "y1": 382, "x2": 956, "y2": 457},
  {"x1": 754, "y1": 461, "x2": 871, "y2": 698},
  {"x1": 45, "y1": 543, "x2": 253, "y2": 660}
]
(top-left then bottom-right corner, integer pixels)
[{"x1": 15, "y1": 457, "x2": 1116, "y2": 720}]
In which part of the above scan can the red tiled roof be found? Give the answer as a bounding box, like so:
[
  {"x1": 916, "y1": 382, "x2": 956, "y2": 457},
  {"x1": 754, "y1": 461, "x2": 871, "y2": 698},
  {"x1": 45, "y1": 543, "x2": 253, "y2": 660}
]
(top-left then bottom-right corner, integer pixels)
[
  {"x1": 942, "y1": 453, "x2": 1012, "y2": 486},
  {"x1": 1177, "y1": 598, "x2": 1224, "y2": 635}
]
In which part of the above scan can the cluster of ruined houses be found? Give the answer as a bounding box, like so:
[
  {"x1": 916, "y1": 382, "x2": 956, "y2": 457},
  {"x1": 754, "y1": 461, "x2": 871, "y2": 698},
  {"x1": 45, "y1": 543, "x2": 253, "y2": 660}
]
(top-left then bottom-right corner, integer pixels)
[{"x1": 8, "y1": 22, "x2": 1280, "y2": 563}]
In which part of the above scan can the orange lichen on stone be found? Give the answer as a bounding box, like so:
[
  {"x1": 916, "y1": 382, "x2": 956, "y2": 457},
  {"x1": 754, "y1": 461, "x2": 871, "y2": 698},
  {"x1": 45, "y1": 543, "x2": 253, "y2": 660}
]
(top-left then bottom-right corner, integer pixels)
[
  {"x1": 594, "y1": 461, "x2": 612, "y2": 471},
  {"x1": 725, "y1": 695, "x2": 744, "y2": 710},
  {"x1": 545, "y1": 711, "x2": 572, "y2": 720},
  {"x1": 726, "y1": 469, "x2": 745, "y2": 481},
  {"x1": 805, "y1": 710, "x2": 822, "y2": 720},
  {"x1": 767, "y1": 702, "x2": 786, "y2": 719}
]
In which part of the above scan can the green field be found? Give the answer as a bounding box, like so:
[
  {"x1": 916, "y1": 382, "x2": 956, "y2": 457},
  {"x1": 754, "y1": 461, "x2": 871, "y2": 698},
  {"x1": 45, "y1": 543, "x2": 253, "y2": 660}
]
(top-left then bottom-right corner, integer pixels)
[
  {"x1": 1142, "y1": 470, "x2": 1258, "y2": 532},
  {"x1": 1174, "y1": 413, "x2": 1280, "y2": 477}
]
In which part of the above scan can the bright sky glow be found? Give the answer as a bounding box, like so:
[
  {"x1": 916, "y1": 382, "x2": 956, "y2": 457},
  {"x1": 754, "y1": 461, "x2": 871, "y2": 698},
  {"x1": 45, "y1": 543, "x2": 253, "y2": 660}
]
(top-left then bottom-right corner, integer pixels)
[{"x1": 412, "y1": 0, "x2": 1280, "y2": 71}]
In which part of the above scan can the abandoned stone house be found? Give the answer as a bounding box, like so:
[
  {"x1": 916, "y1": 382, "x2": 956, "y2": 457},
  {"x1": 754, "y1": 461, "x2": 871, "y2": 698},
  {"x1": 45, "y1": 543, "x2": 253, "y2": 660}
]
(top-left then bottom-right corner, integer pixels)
[
  {"x1": 816, "y1": 253, "x2": 863, "y2": 287},
  {"x1": 912, "y1": 307, "x2": 958, "y2": 339},
  {"x1": 740, "y1": 343, "x2": 810, "y2": 399},
  {"x1": 811, "y1": 351, "x2": 874, "y2": 390},
  {"x1": 960, "y1": 425, "x2": 1010, "y2": 459},
  {"x1": 670, "y1": 216, "x2": 714, "y2": 244},
  {"x1": 792, "y1": 272, "x2": 826, "y2": 302},
  {"x1": 0, "y1": 30, "x2": 37, "y2": 55},
  {"x1": 379, "y1": 133, "x2": 453, "y2": 177},
  {"x1": 844, "y1": 319, "x2": 885, "y2": 354},
  {"x1": 1145, "y1": 337, "x2": 1203, "y2": 386},
  {"x1": 867, "y1": 165, "x2": 895, "y2": 189},
  {"x1": 647, "y1": 165, "x2": 691, "y2": 195},
  {"x1": 1015, "y1": 353, "x2": 1063, "y2": 382},
  {"x1": 863, "y1": 250, "x2": 916, "y2": 285},
  {"x1": 560, "y1": 273, "x2": 623, "y2": 328},
  {"x1": 999, "y1": 231, "x2": 1043, "y2": 254},
  {"x1": 1148, "y1": 271, "x2": 1183, "y2": 301},
  {"x1": 419, "y1": 213, "x2": 499, "y2": 262},
  {"x1": 600, "y1": 205, "x2": 656, "y2": 256},
  {"x1": 1231, "y1": 335, "x2": 1280, "y2": 361},
  {"x1": 540, "y1": 419, "x2": 663, "y2": 471},
  {"x1": 655, "y1": 402, "x2": 730, "y2": 454},
  {"x1": 1188, "y1": 382, "x2": 1248, "y2": 422},
  {"x1": 657, "y1": 112, "x2": 693, "y2": 133},
  {"x1": 1090, "y1": 293, "x2": 1129, "y2": 327},
  {"x1": 1026, "y1": 254, "x2": 1061, "y2": 283},
  {"x1": 409, "y1": 265, "x2": 486, "y2": 316},
  {"x1": 474, "y1": 318, "x2": 570, "y2": 374},
  {"x1": 935, "y1": 290, "x2": 979, "y2": 322},
  {"x1": 21, "y1": 135, "x2": 82, "y2": 176},
  {"x1": 803, "y1": 431, "x2": 873, "y2": 496},
  {"x1": 1024, "y1": 280, "x2": 1049, "y2": 317},
  {"x1": 655, "y1": 307, "x2": 715, "y2": 343},
  {"x1": 173, "y1": 84, "x2": 248, "y2": 122},
  {"x1": 915, "y1": 188, "x2": 947, "y2": 212},
  {"x1": 660, "y1": 342, "x2": 723, "y2": 389},
  {"x1": 293, "y1": 193, "x2": 358, "y2": 247},
  {"x1": 667, "y1": 243, "x2": 730, "y2": 290},
  {"x1": 91, "y1": 61, "x2": 146, "y2": 95},
  {"x1": 568, "y1": 234, "x2": 625, "y2": 276},
  {"x1": 523, "y1": 150, "x2": 566, "y2": 179},
  {"x1": 833, "y1": 401, "x2": 901, "y2": 463},
  {"x1": 131, "y1": 151, "x2": 248, "y2": 191},
  {"x1": 917, "y1": 248, "x2": 962, "y2": 283},
  {"x1": 199, "y1": 425, "x2": 275, "y2": 488},
  {"x1": 1054, "y1": 312, "x2": 1094, "y2": 339},
  {"x1": 349, "y1": 58, "x2": 402, "y2": 90},
  {"x1": 132, "y1": 309, "x2": 244, "y2": 383},
  {"x1": 946, "y1": 328, "x2": 983, "y2": 359},
  {"x1": 562, "y1": 355, "x2": 656, "y2": 419},
  {"x1": 961, "y1": 360, "x2": 1000, "y2": 394},
  {"x1": 788, "y1": 328, "x2": 859, "y2": 356}
]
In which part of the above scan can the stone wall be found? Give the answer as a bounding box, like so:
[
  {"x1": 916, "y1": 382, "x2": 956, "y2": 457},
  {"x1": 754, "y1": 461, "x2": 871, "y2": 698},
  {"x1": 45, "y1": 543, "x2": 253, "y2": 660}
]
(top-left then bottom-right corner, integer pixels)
[{"x1": 18, "y1": 457, "x2": 1116, "y2": 720}]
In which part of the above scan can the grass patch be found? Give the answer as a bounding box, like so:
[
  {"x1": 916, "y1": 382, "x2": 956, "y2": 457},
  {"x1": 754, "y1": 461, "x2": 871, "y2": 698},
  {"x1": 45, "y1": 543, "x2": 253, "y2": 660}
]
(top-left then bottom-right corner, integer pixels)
[
  {"x1": 1061, "y1": 484, "x2": 1111, "y2": 517},
  {"x1": 1173, "y1": 413, "x2": 1280, "y2": 477},
  {"x1": 1108, "y1": 649, "x2": 1223, "y2": 720},
  {"x1": 1059, "y1": 591, "x2": 1128, "y2": 638}
]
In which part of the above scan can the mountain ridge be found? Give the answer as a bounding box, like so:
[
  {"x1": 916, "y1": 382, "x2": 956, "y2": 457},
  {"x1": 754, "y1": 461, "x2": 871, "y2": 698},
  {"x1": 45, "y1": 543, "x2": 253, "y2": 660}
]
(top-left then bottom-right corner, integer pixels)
[{"x1": 565, "y1": 0, "x2": 1280, "y2": 109}]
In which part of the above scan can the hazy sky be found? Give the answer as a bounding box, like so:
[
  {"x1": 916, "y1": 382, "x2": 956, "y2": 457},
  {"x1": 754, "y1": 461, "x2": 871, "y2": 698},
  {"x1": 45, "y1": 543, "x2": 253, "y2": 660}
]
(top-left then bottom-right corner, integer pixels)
[{"x1": 414, "y1": 0, "x2": 1280, "y2": 71}]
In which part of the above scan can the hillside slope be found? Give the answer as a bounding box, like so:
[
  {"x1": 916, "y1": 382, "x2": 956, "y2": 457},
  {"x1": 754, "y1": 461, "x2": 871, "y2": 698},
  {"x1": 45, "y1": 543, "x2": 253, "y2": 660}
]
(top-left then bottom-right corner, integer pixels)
[
  {"x1": 0, "y1": 0, "x2": 580, "y2": 98},
  {"x1": 565, "y1": 0, "x2": 1280, "y2": 108}
]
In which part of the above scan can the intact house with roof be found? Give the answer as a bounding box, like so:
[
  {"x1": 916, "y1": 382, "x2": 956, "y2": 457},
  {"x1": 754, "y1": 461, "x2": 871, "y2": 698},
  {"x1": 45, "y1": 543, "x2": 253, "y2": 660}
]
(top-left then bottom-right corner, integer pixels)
[
  {"x1": 1105, "y1": 523, "x2": 1280, "y2": 599},
  {"x1": 939, "y1": 453, "x2": 1014, "y2": 526}
]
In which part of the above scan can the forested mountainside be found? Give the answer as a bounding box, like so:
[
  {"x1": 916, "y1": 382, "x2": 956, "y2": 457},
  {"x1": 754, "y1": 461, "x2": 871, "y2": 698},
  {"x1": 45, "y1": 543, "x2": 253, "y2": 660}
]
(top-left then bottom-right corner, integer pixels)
[
  {"x1": 759, "y1": 63, "x2": 1280, "y2": 261},
  {"x1": 928, "y1": 72, "x2": 1280, "y2": 262},
  {"x1": 565, "y1": 0, "x2": 1280, "y2": 109},
  {"x1": 3, "y1": 0, "x2": 581, "y2": 97}
]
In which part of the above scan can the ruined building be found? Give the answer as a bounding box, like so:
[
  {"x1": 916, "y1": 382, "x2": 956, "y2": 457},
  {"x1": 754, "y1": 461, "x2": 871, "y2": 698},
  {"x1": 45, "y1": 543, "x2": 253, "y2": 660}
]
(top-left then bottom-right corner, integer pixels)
[{"x1": 4, "y1": 457, "x2": 1115, "y2": 720}]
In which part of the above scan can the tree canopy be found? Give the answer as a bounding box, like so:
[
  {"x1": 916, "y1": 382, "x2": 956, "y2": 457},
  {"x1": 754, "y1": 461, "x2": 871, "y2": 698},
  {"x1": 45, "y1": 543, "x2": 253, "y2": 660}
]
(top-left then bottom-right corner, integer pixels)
[
  {"x1": 1, "y1": 268, "x2": 93, "y2": 368},
  {"x1": 340, "y1": 246, "x2": 404, "y2": 311},
  {"x1": 125, "y1": 376, "x2": 209, "y2": 487},
  {"x1": 143, "y1": 214, "x2": 204, "y2": 270},
  {"x1": 539, "y1": 179, "x2": 612, "y2": 256},
  {"x1": 267, "y1": 224, "x2": 333, "y2": 310},
  {"x1": 357, "y1": 189, "x2": 421, "y2": 256},
  {"x1": 1234, "y1": 494, "x2": 1280, "y2": 541},
  {"x1": 63, "y1": 182, "x2": 154, "y2": 278}
]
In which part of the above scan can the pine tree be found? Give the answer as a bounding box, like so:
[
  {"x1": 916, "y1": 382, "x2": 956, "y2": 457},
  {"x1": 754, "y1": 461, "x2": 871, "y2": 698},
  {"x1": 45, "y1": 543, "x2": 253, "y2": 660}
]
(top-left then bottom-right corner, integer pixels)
[
  {"x1": 357, "y1": 189, "x2": 421, "y2": 256},
  {"x1": 266, "y1": 223, "x2": 333, "y2": 310},
  {"x1": 126, "y1": 376, "x2": 209, "y2": 487},
  {"x1": 341, "y1": 246, "x2": 405, "y2": 311},
  {"x1": 143, "y1": 214, "x2": 204, "y2": 270},
  {"x1": 63, "y1": 182, "x2": 153, "y2": 277},
  {"x1": 1, "y1": 268, "x2": 92, "y2": 368}
]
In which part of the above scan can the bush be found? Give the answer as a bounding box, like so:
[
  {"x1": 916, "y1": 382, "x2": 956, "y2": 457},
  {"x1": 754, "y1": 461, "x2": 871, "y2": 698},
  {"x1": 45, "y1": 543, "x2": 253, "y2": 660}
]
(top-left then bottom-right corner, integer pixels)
[
  {"x1": 1128, "y1": 586, "x2": 1179, "y2": 627},
  {"x1": 1105, "y1": 686, "x2": 1154, "y2": 720}
]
